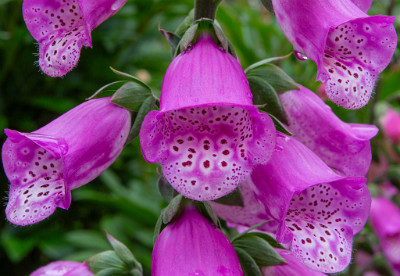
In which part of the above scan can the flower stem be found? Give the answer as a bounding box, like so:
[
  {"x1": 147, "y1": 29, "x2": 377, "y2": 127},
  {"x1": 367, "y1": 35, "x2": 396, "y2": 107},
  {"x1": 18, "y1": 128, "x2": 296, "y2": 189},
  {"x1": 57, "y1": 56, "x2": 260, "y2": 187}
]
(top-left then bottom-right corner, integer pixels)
[{"x1": 194, "y1": 0, "x2": 222, "y2": 21}]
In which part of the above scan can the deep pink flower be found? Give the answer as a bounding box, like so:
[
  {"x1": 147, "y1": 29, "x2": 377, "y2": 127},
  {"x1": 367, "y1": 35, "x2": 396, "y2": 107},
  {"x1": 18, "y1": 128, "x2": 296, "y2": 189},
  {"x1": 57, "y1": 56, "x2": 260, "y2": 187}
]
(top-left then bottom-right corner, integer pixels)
[
  {"x1": 23, "y1": 0, "x2": 127, "y2": 77},
  {"x1": 380, "y1": 108, "x2": 400, "y2": 144},
  {"x1": 139, "y1": 34, "x2": 276, "y2": 201},
  {"x1": 260, "y1": 248, "x2": 326, "y2": 276},
  {"x1": 30, "y1": 261, "x2": 93, "y2": 276},
  {"x1": 370, "y1": 197, "x2": 400, "y2": 275},
  {"x1": 280, "y1": 86, "x2": 378, "y2": 177},
  {"x1": 271, "y1": 0, "x2": 397, "y2": 109},
  {"x1": 3, "y1": 97, "x2": 131, "y2": 225},
  {"x1": 151, "y1": 204, "x2": 243, "y2": 276},
  {"x1": 214, "y1": 134, "x2": 370, "y2": 273}
]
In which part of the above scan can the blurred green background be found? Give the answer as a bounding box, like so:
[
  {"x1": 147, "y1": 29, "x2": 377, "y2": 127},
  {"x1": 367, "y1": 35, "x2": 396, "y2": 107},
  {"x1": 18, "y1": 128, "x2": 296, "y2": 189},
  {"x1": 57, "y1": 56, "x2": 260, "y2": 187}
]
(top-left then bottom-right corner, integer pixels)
[{"x1": 1, "y1": 0, "x2": 400, "y2": 275}]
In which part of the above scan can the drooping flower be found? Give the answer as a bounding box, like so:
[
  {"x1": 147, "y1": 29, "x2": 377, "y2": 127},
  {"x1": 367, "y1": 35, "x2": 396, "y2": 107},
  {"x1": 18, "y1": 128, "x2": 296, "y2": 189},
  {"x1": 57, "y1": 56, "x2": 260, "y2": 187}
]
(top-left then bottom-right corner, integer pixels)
[
  {"x1": 370, "y1": 197, "x2": 400, "y2": 274},
  {"x1": 23, "y1": 0, "x2": 127, "y2": 77},
  {"x1": 30, "y1": 261, "x2": 93, "y2": 276},
  {"x1": 260, "y1": 248, "x2": 326, "y2": 276},
  {"x1": 380, "y1": 108, "x2": 400, "y2": 144},
  {"x1": 3, "y1": 97, "x2": 131, "y2": 226},
  {"x1": 214, "y1": 133, "x2": 370, "y2": 273},
  {"x1": 139, "y1": 34, "x2": 276, "y2": 201},
  {"x1": 271, "y1": 0, "x2": 397, "y2": 109},
  {"x1": 151, "y1": 204, "x2": 243, "y2": 276},
  {"x1": 280, "y1": 85, "x2": 378, "y2": 177}
]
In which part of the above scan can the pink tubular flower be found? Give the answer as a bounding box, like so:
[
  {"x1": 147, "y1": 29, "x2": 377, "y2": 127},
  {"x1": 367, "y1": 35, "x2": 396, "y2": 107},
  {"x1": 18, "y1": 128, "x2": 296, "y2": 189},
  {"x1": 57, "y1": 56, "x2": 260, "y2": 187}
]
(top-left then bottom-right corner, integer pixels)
[
  {"x1": 30, "y1": 261, "x2": 93, "y2": 276},
  {"x1": 261, "y1": 248, "x2": 326, "y2": 276},
  {"x1": 271, "y1": 0, "x2": 397, "y2": 109},
  {"x1": 370, "y1": 197, "x2": 400, "y2": 274},
  {"x1": 380, "y1": 108, "x2": 400, "y2": 144},
  {"x1": 280, "y1": 85, "x2": 378, "y2": 177},
  {"x1": 3, "y1": 97, "x2": 131, "y2": 226},
  {"x1": 23, "y1": 0, "x2": 127, "y2": 77},
  {"x1": 139, "y1": 34, "x2": 276, "y2": 201},
  {"x1": 214, "y1": 133, "x2": 370, "y2": 273},
  {"x1": 151, "y1": 204, "x2": 243, "y2": 276}
]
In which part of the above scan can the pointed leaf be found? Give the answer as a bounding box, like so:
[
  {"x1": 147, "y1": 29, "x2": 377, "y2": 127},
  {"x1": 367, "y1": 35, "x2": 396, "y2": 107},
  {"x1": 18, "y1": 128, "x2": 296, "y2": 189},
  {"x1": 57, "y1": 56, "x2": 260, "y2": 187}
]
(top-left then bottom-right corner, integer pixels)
[
  {"x1": 213, "y1": 23, "x2": 228, "y2": 51},
  {"x1": 235, "y1": 248, "x2": 263, "y2": 276},
  {"x1": 212, "y1": 187, "x2": 244, "y2": 207},
  {"x1": 86, "y1": 251, "x2": 127, "y2": 274},
  {"x1": 244, "y1": 232, "x2": 285, "y2": 249},
  {"x1": 248, "y1": 75, "x2": 288, "y2": 125},
  {"x1": 159, "y1": 27, "x2": 181, "y2": 53},
  {"x1": 246, "y1": 63, "x2": 299, "y2": 93},
  {"x1": 109, "y1": 67, "x2": 152, "y2": 91},
  {"x1": 153, "y1": 214, "x2": 164, "y2": 245},
  {"x1": 111, "y1": 82, "x2": 153, "y2": 112},
  {"x1": 87, "y1": 81, "x2": 127, "y2": 100},
  {"x1": 179, "y1": 24, "x2": 198, "y2": 52},
  {"x1": 105, "y1": 233, "x2": 142, "y2": 272},
  {"x1": 162, "y1": 194, "x2": 183, "y2": 224},
  {"x1": 175, "y1": 9, "x2": 194, "y2": 37}
]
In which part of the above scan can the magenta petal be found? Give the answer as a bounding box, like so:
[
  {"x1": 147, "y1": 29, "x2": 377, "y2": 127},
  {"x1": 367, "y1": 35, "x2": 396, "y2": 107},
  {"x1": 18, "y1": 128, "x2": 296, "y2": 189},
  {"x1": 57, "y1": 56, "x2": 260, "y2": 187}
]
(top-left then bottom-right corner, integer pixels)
[
  {"x1": 380, "y1": 108, "x2": 400, "y2": 143},
  {"x1": 261, "y1": 248, "x2": 326, "y2": 276},
  {"x1": 3, "y1": 97, "x2": 131, "y2": 225},
  {"x1": 139, "y1": 34, "x2": 276, "y2": 201},
  {"x1": 280, "y1": 86, "x2": 377, "y2": 177},
  {"x1": 152, "y1": 204, "x2": 242, "y2": 276},
  {"x1": 250, "y1": 134, "x2": 370, "y2": 273},
  {"x1": 30, "y1": 261, "x2": 93, "y2": 276},
  {"x1": 350, "y1": 0, "x2": 372, "y2": 13},
  {"x1": 23, "y1": 0, "x2": 127, "y2": 77},
  {"x1": 370, "y1": 197, "x2": 400, "y2": 274},
  {"x1": 272, "y1": 0, "x2": 397, "y2": 109}
]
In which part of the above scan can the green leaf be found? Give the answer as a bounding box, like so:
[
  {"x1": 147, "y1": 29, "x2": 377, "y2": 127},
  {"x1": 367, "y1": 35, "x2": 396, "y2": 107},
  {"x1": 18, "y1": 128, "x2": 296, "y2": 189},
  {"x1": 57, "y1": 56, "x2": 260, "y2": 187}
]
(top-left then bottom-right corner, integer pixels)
[
  {"x1": 246, "y1": 63, "x2": 299, "y2": 93},
  {"x1": 247, "y1": 75, "x2": 288, "y2": 125},
  {"x1": 212, "y1": 187, "x2": 244, "y2": 207},
  {"x1": 153, "y1": 214, "x2": 164, "y2": 245},
  {"x1": 86, "y1": 251, "x2": 127, "y2": 274},
  {"x1": 244, "y1": 53, "x2": 293, "y2": 73},
  {"x1": 179, "y1": 23, "x2": 198, "y2": 52},
  {"x1": 244, "y1": 232, "x2": 285, "y2": 249},
  {"x1": 106, "y1": 233, "x2": 142, "y2": 272},
  {"x1": 235, "y1": 248, "x2": 263, "y2": 276},
  {"x1": 175, "y1": 9, "x2": 194, "y2": 37},
  {"x1": 233, "y1": 234, "x2": 286, "y2": 267},
  {"x1": 88, "y1": 81, "x2": 127, "y2": 100},
  {"x1": 124, "y1": 96, "x2": 156, "y2": 145},
  {"x1": 157, "y1": 175, "x2": 177, "y2": 203},
  {"x1": 109, "y1": 67, "x2": 152, "y2": 91},
  {"x1": 111, "y1": 82, "x2": 153, "y2": 112},
  {"x1": 95, "y1": 268, "x2": 128, "y2": 276},
  {"x1": 162, "y1": 194, "x2": 183, "y2": 224}
]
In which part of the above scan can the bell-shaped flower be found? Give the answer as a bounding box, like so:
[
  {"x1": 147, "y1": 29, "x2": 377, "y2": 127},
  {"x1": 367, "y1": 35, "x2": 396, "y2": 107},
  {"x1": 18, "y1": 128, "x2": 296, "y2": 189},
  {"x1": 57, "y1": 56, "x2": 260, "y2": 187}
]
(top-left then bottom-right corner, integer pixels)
[
  {"x1": 151, "y1": 204, "x2": 243, "y2": 276},
  {"x1": 380, "y1": 108, "x2": 400, "y2": 144},
  {"x1": 3, "y1": 97, "x2": 131, "y2": 226},
  {"x1": 214, "y1": 133, "x2": 370, "y2": 273},
  {"x1": 139, "y1": 34, "x2": 276, "y2": 201},
  {"x1": 280, "y1": 86, "x2": 378, "y2": 177},
  {"x1": 370, "y1": 197, "x2": 400, "y2": 274},
  {"x1": 23, "y1": 0, "x2": 127, "y2": 77},
  {"x1": 260, "y1": 248, "x2": 326, "y2": 276},
  {"x1": 271, "y1": 0, "x2": 397, "y2": 109},
  {"x1": 30, "y1": 261, "x2": 93, "y2": 276}
]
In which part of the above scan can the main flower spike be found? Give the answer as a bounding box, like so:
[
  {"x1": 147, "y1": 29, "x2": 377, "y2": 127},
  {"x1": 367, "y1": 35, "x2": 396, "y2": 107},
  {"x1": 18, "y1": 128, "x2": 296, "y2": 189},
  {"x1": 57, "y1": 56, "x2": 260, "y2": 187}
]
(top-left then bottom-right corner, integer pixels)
[
  {"x1": 23, "y1": 0, "x2": 127, "y2": 77},
  {"x1": 215, "y1": 134, "x2": 370, "y2": 273},
  {"x1": 139, "y1": 34, "x2": 276, "y2": 201},
  {"x1": 3, "y1": 97, "x2": 131, "y2": 226},
  {"x1": 30, "y1": 261, "x2": 93, "y2": 276},
  {"x1": 152, "y1": 204, "x2": 243, "y2": 276},
  {"x1": 279, "y1": 86, "x2": 378, "y2": 177},
  {"x1": 370, "y1": 197, "x2": 400, "y2": 274},
  {"x1": 260, "y1": 248, "x2": 326, "y2": 276},
  {"x1": 380, "y1": 108, "x2": 400, "y2": 144},
  {"x1": 271, "y1": 0, "x2": 397, "y2": 109}
]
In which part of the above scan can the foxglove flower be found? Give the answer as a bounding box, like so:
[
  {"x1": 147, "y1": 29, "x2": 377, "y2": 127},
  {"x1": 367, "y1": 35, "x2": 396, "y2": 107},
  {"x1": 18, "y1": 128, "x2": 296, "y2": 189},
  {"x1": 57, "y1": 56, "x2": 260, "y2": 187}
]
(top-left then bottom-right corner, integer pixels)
[
  {"x1": 380, "y1": 108, "x2": 400, "y2": 144},
  {"x1": 271, "y1": 0, "x2": 397, "y2": 109},
  {"x1": 214, "y1": 134, "x2": 370, "y2": 273},
  {"x1": 30, "y1": 261, "x2": 93, "y2": 276},
  {"x1": 3, "y1": 97, "x2": 131, "y2": 226},
  {"x1": 280, "y1": 86, "x2": 378, "y2": 177},
  {"x1": 260, "y1": 248, "x2": 326, "y2": 276},
  {"x1": 23, "y1": 0, "x2": 127, "y2": 77},
  {"x1": 152, "y1": 204, "x2": 243, "y2": 276},
  {"x1": 139, "y1": 34, "x2": 276, "y2": 201},
  {"x1": 370, "y1": 197, "x2": 400, "y2": 274}
]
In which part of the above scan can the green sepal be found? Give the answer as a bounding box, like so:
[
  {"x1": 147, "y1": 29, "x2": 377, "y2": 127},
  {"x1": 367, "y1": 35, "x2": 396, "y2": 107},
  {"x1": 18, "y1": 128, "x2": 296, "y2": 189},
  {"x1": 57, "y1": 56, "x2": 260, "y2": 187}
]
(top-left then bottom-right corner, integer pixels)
[
  {"x1": 269, "y1": 114, "x2": 292, "y2": 137},
  {"x1": 157, "y1": 174, "x2": 178, "y2": 203},
  {"x1": 246, "y1": 63, "x2": 299, "y2": 93},
  {"x1": 175, "y1": 9, "x2": 195, "y2": 37},
  {"x1": 247, "y1": 75, "x2": 288, "y2": 125},
  {"x1": 259, "y1": 0, "x2": 274, "y2": 13},
  {"x1": 212, "y1": 187, "x2": 244, "y2": 207},
  {"x1": 233, "y1": 233, "x2": 286, "y2": 267},
  {"x1": 235, "y1": 248, "x2": 263, "y2": 276},
  {"x1": 124, "y1": 96, "x2": 157, "y2": 146},
  {"x1": 105, "y1": 233, "x2": 143, "y2": 274},
  {"x1": 111, "y1": 82, "x2": 155, "y2": 112},
  {"x1": 248, "y1": 232, "x2": 285, "y2": 249},
  {"x1": 179, "y1": 23, "x2": 199, "y2": 53},
  {"x1": 87, "y1": 81, "x2": 127, "y2": 100},
  {"x1": 86, "y1": 251, "x2": 128, "y2": 275},
  {"x1": 195, "y1": 201, "x2": 220, "y2": 227},
  {"x1": 109, "y1": 67, "x2": 152, "y2": 91},
  {"x1": 159, "y1": 25, "x2": 181, "y2": 55}
]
